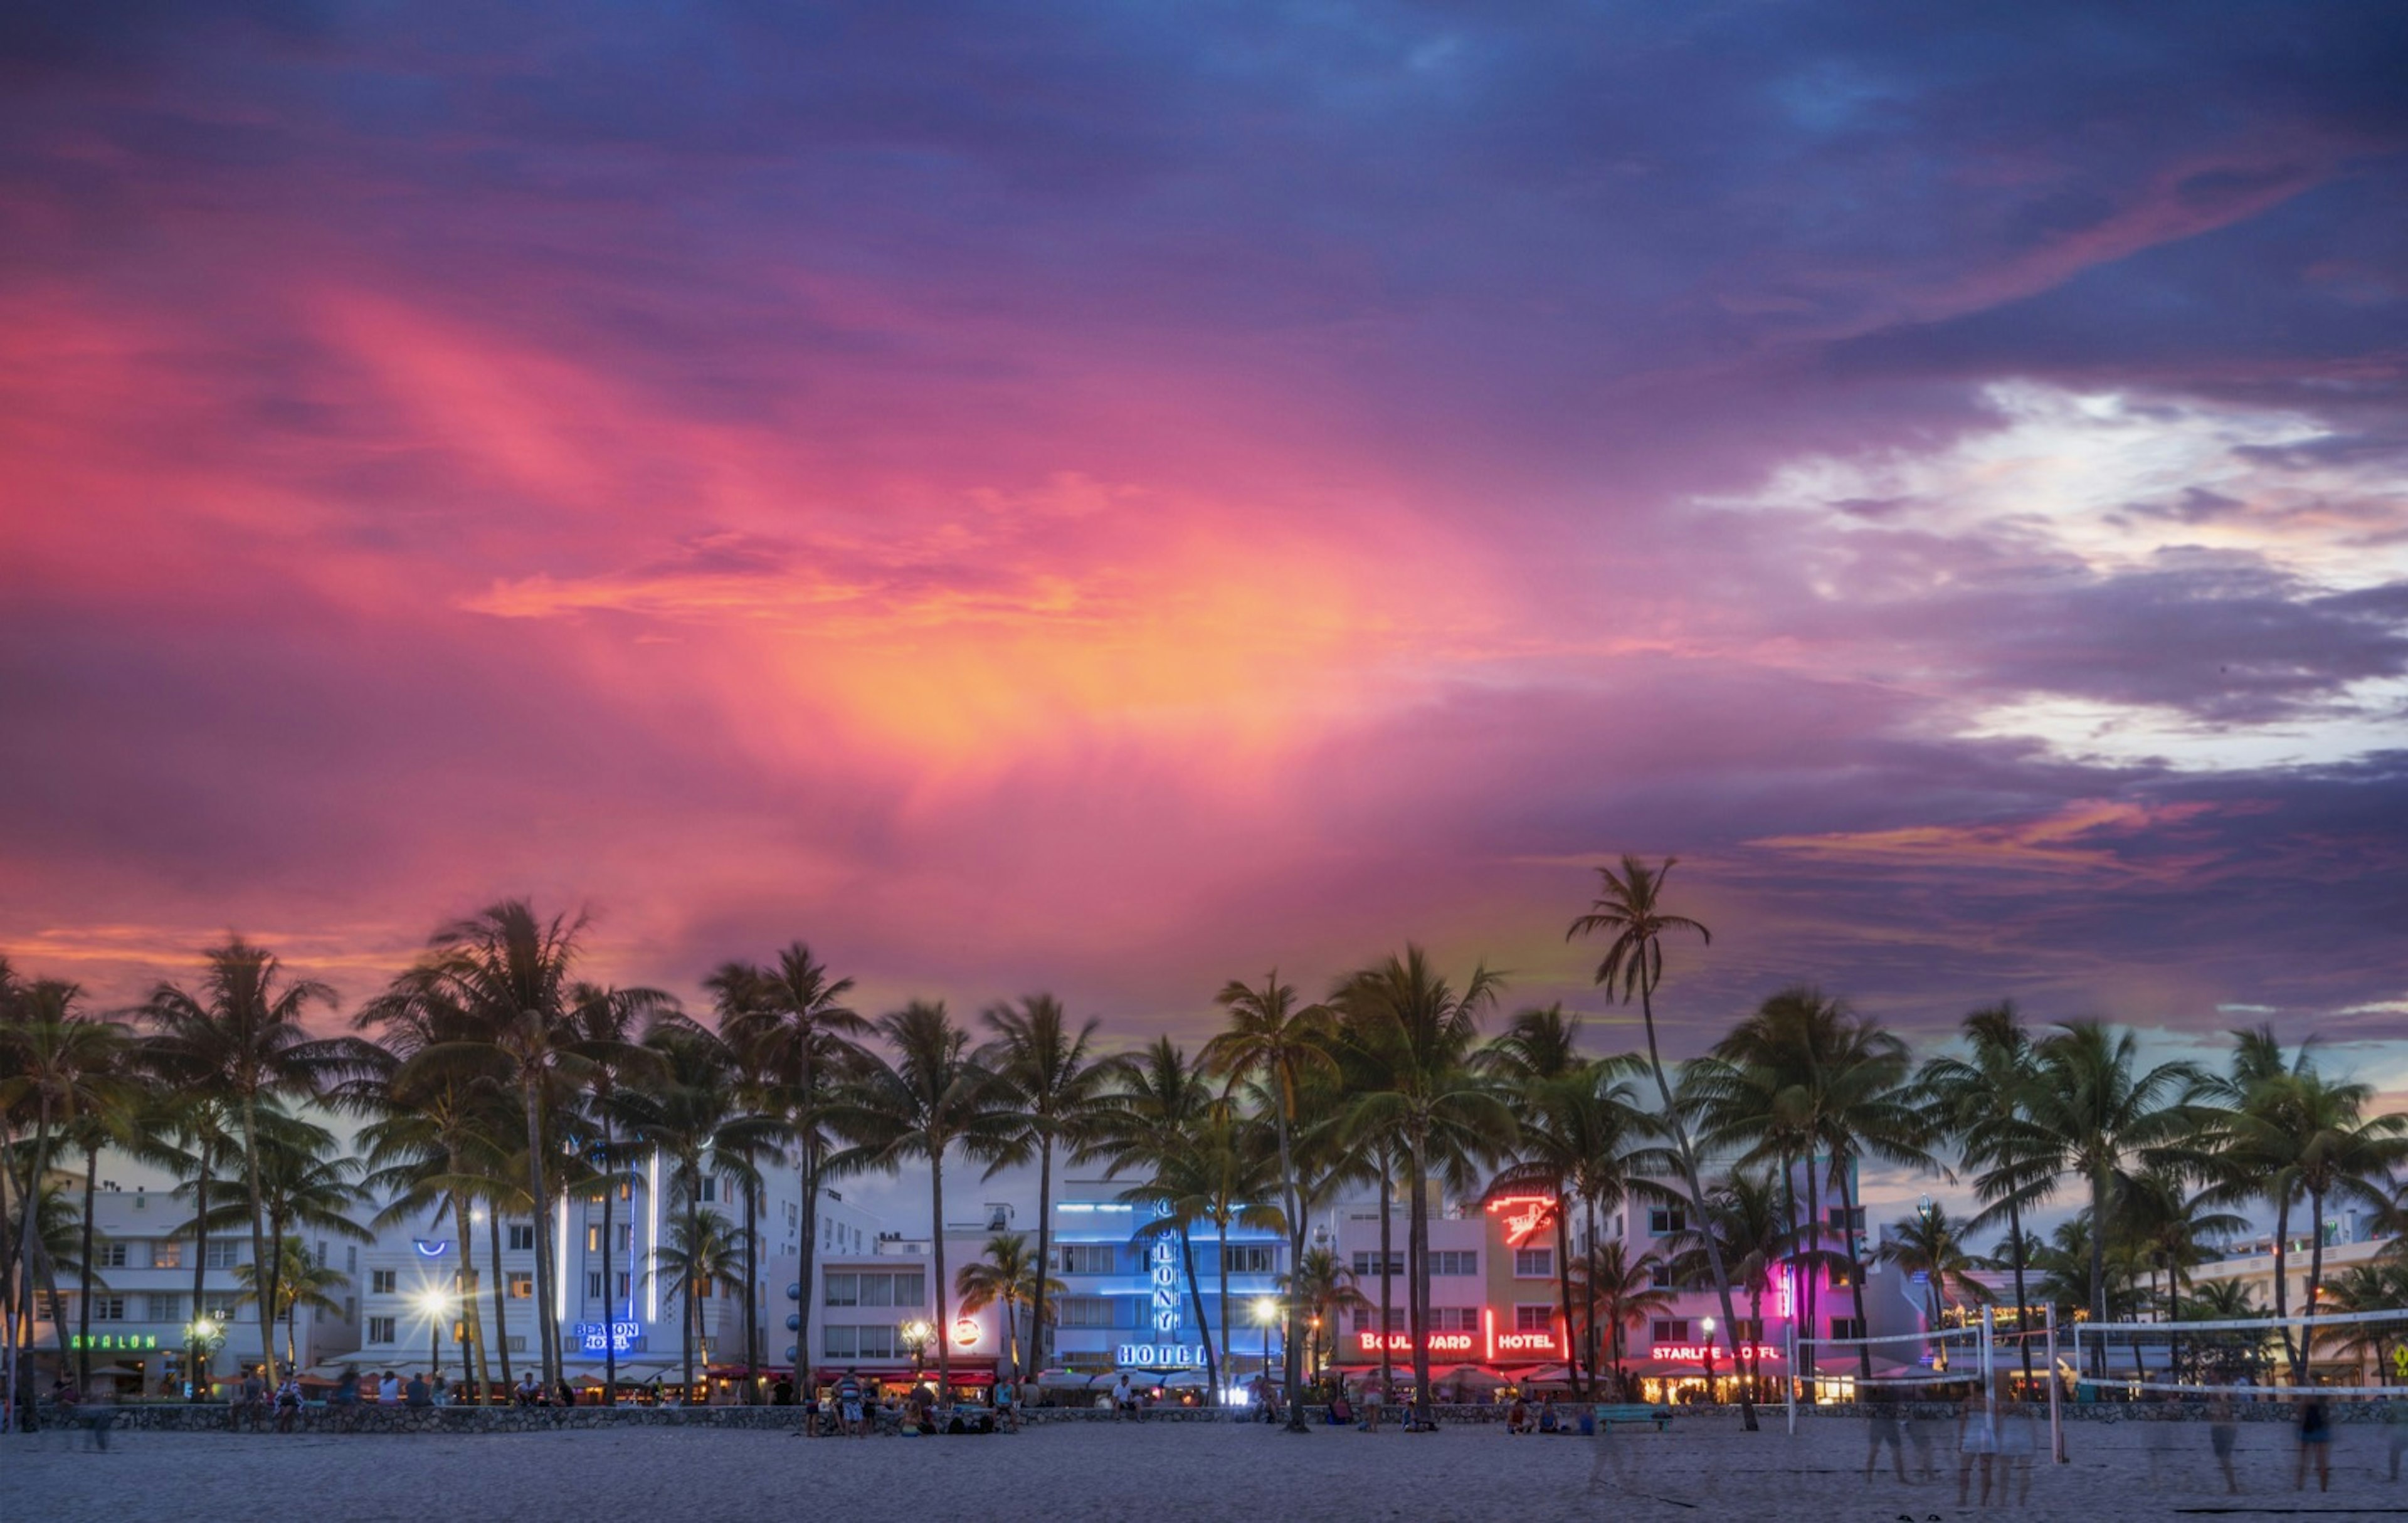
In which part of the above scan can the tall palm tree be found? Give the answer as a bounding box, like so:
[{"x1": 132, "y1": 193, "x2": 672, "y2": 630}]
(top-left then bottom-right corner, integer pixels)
[
  {"x1": 1094, "y1": 1038, "x2": 1225, "y2": 1394},
  {"x1": 1282, "y1": 1245, "x2": 1368, "y2": 1386},
  {"x1": 710, "y1": 943, "x2": 866, "y2": 1403},
  {"x1": 146, "y1": 1087, "x2": 245, "y2": 1399},
  {"x1": 1333, "y1": 946, "x2": 1514, "y2": 1428},
  {"x1": 1663, "y1": 1167, "x2": 1794, "y2": 1400},
  {"x1": 2279, "y1": 1073, "x2": 2408, "y2": 1380},
  {"x1": 828, "y1": 1001, "x2": 1014, "y2": 1396},
  {"x1": 2311, "y1": 1262, "x2": 2408, "y2": 1383},
  {"x1": 2116, "y1": 1164, "x2": 2246, "y2": 1382},
  {"x1": 397, "y1": 902, "x2": 601, "y2": 1389},
  {"x1": 1203, "y1": 972, "x2": 1334, "y2": 1430},
  {"x1": 564, "y1": 983, "x2": 670, "y2": 1403},
  {"x1": 2202, "y1": 1026, "x2": 2315, "y2": 1371},
  {"x1": 2024, "y1": 1021, "x2": 2202, "y2": 1365},
  {"x1": 1118, "y1": 1108, "x2": 1283, "y2": 1404},
  {"x1": 651, "y1": 1208, "x2": 749, "y2": 1386},
  {"x1": 1573, "y1": 1240, "x2": 1676, "y2": 1398},
  {"x1": 1568, "y1": 855, "x2": 1756, "y2": 1429},
  {"x1": 233, "y1": 1233, "x2": 352, "y2": 1374},
  {"x1": 144, "y1": 940, "x2": 342, "y2": 1380},
  {"x1": 953, "y1": 1231, "x2": 1062, "y2": 1380},
  {"x1": 983, "y1": 993, "x2": 1109, "y2": 1384},
  {"x1": 1920, "y1": 1002, "x2": 2056, "y2": 1385}
]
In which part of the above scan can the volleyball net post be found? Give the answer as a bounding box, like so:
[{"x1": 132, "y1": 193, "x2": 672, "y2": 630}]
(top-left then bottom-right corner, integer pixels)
[{"x1": 2045, "y1": 1303, "x2": 2063, "y2": 1463}]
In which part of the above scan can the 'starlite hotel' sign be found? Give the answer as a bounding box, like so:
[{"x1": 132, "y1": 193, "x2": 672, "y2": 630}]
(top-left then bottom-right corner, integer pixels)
[{"x1": 1650, "y1": 1342, "x2": 1783, "y2": 1362}]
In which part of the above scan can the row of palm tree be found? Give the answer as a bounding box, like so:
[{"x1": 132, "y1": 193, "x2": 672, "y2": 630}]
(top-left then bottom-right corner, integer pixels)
[{"x1": 9, "y1": 856, "x2": 2408, "y2": 1430}]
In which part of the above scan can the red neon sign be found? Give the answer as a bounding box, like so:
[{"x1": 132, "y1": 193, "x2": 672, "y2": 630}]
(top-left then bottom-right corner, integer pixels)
[
  {"x1": 1484, "y1": 1194, "x2": 1557, "y2": 1248},
  {"x1": 1650, "y1": 1343, "x2": 1783, "y2": 1362},
  {"x1": 1356, "y1": 1331, "x2": 1476, "y2": 1355}
]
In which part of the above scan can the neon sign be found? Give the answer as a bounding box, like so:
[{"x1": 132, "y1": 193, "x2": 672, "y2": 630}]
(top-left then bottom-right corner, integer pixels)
[
  {"x1": 411, "y1": 1239, "x2": 452, "y2": 1257},
  {"x1": 952, "y1": 1317, "x2": 980, "y2": 1347},
  {"x1": 70, "y1": 1334, "x2": 159, "y2": 1351},
  {"x1": 1650, "y1": 1342, "x2": 1782, "y2": 1362},
  {"x1": 1484, "y1": 1194, "x2": 1557, "y2": 1248},
  {"x1": 1493, "y1": 1331, "x2": 1560, "y2": 1356},
  {"x1": 1149, "y1": 1237, "x2": 1181, "y2": 1335},
  {"x1": 573, "y1": 1320, "x2": 643, "y2": 1354},
  {"x1": 1117, "y1": 1343, "x2": 1205, "y2": 1367},
  {"x1": 1357, "y1": 1331, "x2": 1476, "y2": 1355}
]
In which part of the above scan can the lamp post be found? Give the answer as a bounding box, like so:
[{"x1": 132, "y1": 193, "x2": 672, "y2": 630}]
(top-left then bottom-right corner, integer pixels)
[
  {"x1": 416, "y1": 1289, "x2": 452, "y2": 1381},
  {"x1": 1701, "y1": 1315, "x2": 1719, "y2": 1404},
  {"x1": 901, "y1": 1319, "x2": 932, "y2": 1378},
  {"x1": 1252, "y1": 1297, "x2": 1279, "y2": 1404},
  {"x1": 186, "y1": 1317, "x2": 222, "y2": 1401}
]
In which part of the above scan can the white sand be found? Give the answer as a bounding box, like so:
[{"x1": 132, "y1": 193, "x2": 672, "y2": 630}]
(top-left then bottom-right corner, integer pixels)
[{"x1": 11, "y1": 1414, "x2": 2406, "y2": 1522}]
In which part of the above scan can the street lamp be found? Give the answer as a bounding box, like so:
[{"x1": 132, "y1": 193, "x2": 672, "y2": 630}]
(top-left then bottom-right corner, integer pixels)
[
  {"x1": 186, "y1": 1316, "x2": 223, "y2": 1401},
  {"x1": 1700, "y1": 1315, "x2": 1718, "y2": 1403},
  {"x1": 1252, "y1": 1297, "x2": 1279, "y2": 1401},
  {"x1": 900, "y1": 1319, "x2": 932, "y2": 1377},
  {"x1": 416, "y1": 1288, "x2": 453, "y2": 1380}
]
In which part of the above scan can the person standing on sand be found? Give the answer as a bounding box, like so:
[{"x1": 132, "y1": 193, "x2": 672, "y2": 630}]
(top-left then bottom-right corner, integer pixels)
[
  {"x1": 2296, "y1": 1391, "x2": 2333, "y2": 1492},
  {"x1": 1864, "y1": 1406, "x2": 1908, "y2": 1483},
  {"x1": 835, "y1": 1368, "x2": 865, "y2": 1438},
  {"x1": 2210, "y1": 1388, "x2": 2242, "y2": 1495},
  {"x1": 1956, "y1": 1391, "x2": 1997, "y2": 1507}
]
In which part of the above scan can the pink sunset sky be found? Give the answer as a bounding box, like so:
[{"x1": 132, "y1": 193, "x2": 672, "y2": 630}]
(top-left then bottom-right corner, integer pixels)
[{"x1": 3, "y1": 1, "x2": 2405, "y2": 1114}]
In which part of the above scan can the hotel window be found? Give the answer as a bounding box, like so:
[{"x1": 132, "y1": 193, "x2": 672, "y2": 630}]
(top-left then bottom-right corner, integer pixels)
[
  {"x1": 507, "y1": 1336, "x2": 527, "y2": 1352},
  {"x1": 97, "y1": 1241, "x2": 131, "y2": 1269},
  {"x1": 1827, "y1": 1206, "x2": 1866, "y2": 1233},
  {"x1": 1651, "y1": 1319, "x2": 1689, "y2": 1344},
  {"x1": 152, "y1": 1239, "x2": 183, "y2": 1270},
  {"x1": 1350, "y1": 1251, "x2": 1405, "y2": 1277},
  {"x1": 342, "y1": 1297, "x2": 355, "y2": 1323},
  {"x1": 1828, "y1": 1263, "x2": 1856, "y2": 1289},
  {"x1": 508, "y1": 1273, "x2": 534, "y2": 1300},
  {"x1": 1059, "y1": 1245, "x2": 1117, "y2": 1275},
  {"x1": 586, "y1": 1224, "x2": 631, "y2": 1252},
  {"x1": 825, "y1": 1273, "x2": 858, "y2": 1307},
  {"x1": 90, "y1": 1296, "x2": 129, "y2": 1322},
  {"x1": 697, "y1": 1175, "x2": 716, "y2": 1203},
  {"x1": 1222, "y1": 1245, "x2": 1275, "y2": 1274},
  {"x1": 1512, "y1": 1248, "x2": 1553, "y2": 1278},
  {"x1": 203, "y1": 1238, "x2": 241, "y2": 1269},
  {"x1": 1729, "y1": 1318, "x2": 1763, "y2": 1342},
  {"x1": 147, "y1": 1294, "x2": 185, "y2": 1322},
  {"x1": 370, "y1": 1270, "x2": 397, "y2": 1295},
  {"x1": 1648, "y1": 1260, "x2": 1675, "y2": 1289},
  {"x1": 367, "y1": 1317, "x2": 397, "y2": 1344},
  {"x1": 1514, "y1": 1304, "x2": 1553, "y2": 1334},
  {"x1": 1430, "y1": 1307, "x2": 1479, "y2": 1332},
  {"x1": 507, "y1": 1223, "x2": 536, "y2": 1252},
  {"x1": 1648, "y1": 1207, "x2": 1684, "y2": 1236},
  {"x1": 588, "y1": 1272, "x2": 607, "y2": 1300},
  {"x1": 1829, "y1": 1317, "x2": 1865, "y2": 1341},
  {"x1": 1056, "y1": 1297, "x2": 1117, "y2": 1327},
  {"x1": 346, "y1": 1245, "x2": 357, "y2": 1273},
  {"x1": 1428, "y1": 1252, "x2": 1477, "y2": 1277}
]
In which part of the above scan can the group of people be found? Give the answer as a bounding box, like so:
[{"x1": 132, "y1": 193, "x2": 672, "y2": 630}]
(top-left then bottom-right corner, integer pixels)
[
  {"x1": 1862, "y1": 1388, "x2": 2040, "y2": 1507},
  {"x1": 796, "y1": 1368, "x2": 1017, "y2": 1438}
]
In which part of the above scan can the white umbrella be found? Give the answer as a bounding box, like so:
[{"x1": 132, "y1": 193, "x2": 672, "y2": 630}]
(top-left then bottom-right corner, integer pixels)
[
  {"x1": 1035, "y1": 1369, "x2": 1094, "y2": 1389},
  {"x1": 1161, "y1": 1370, "x2": 1212, "y2": 1389}
]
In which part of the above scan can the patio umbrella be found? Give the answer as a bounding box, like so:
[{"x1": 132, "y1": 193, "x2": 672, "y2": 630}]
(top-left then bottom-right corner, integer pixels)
[
  {"x1": 1517, "y1": 1365, "x2": 1575, "y2": 1387},
  {"x1": 1034, "y1": 1370, "x2": 1092, "y2": 1390},
  {"x1": 1435, "y1": 1364, "x2": 1508, "y2": 1385},
  {"x1": 1161, "y1": 1370, "x2": 1212, "y2": 1389}
]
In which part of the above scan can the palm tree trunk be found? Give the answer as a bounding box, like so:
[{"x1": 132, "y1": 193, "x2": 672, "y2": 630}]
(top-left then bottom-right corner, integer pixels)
[
  {"x1": 744, "y1": 1173, "x2": 759, "y2": 1402},
  {"x1": 2087, "y1": 1165, "x2": 2110, "y2": 1379},
  {"x1": 1555, "y1": 1199, "x2": 1578, "y2": 1397},
  {"x1": 1635, "y1": 983, "x2": 1757, "y2": 1430},
  {"x1": 798, "y1": 1132, "x2": 819, "y2": 1403},
  {"x1": 598, "y1": 1152, "x2": 616, "y2": 1404},
  {"x1": 13, "y1": 1104, "x2": 55, "y2": 1421},
  {"x1": 1270, "y1": 1080, "x2": 1308, "y2": 1431},
  {"x1": 1215, "y1": 1221, "x2": 1232, "y2": 1408},
  {"x1": 240, "y1": 1091, "x2": 277, "y2": 1380},
  {"x1": 187, "y1": 1151, "x2": 211, "y2": 1399},
  {"x1": 77, "y1": 1144, "x2": 98, "y2": 1391},
  {"x1": 1176, "y1": 1225, "x2": 1217, "y2": 1396},
  {"x1": 1408, "y1": 1137, "x2": 1431, "y2": 1428},
  {"x1": 1033, "y1": 1135, "x2": 1055, "y2": 1382},
  {"x1": 684, "y1": 1184, "x2": 700, "y2": 1395},
  {"x1": 520, "y1": 1085, "x2": 557, "y2": 1390},
  {"x1": 2271, "y1": 1191, "x2": 2297, "y2": 1377},
  {"x1": 1802, "y1": 1159, "x2": 1822, "y2": 1404},
  {"x1": 2009, "y1": 1194, "x2": 2033, "y2": 1389},
  {"x1": 1837, "y1": 1169, "x2": 1874, "y2": 1386},
  {"x1": 487, "y1": 1209, "x2": 513, "y2": 1388},
  {"x1": 1376, "y1": 1148, "x2": 1395, "y2": 1414},
  {"x1": 930, "y1": 1156, "x2": 951, "y2": 1395},
  {"x1": 453, "y1": 1190, "x2": 490, "y2": 1402},
  {"x1": 2299, "y1": 1186, "x2": 2327, "y2": 1385}
]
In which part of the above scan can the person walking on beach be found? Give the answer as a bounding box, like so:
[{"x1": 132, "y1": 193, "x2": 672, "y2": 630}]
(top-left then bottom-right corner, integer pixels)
[
  {"x1": 2209, "y1": 1388, "x2": 2242, "y2": 1495},
  {"x1": 2296, "y1": 1392, "x2": 2333, "y2": 1492},
  {"x1": 2382, "y1": 1393, "x2": 2407, "y2": 1482},
  {"x1": 995, "y1": 1375, "x2": 1018, "y2": 1433},
  {"x1": 1864, "y1": 1406, "x2": 1909, "y2": 1483},
  {"x1": 835, "y1": 1368, "x2": 865, "y2": 1438},
  {"x1": 1956, "y1": 1391, "x2": 1997, "y2": 1507}
]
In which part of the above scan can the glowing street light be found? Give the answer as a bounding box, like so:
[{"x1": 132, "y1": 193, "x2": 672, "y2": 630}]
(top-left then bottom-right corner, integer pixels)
[
  {"x1": 416, "y1": 1288, "x2": 454, "y2": 1379},
  {"x1": 1701, "y1": 1315, "x2": 1719, "y2": 1401},
  {"x1": 1252, "y1": 1297, "x2": 1280, "y2": 1397},
  {"x1": 900, "y1": 1319, "x2": 933, "y2": 1376},
  {"x1": 185, "y1": 1316, "x2": 224, "y2": 1402}
]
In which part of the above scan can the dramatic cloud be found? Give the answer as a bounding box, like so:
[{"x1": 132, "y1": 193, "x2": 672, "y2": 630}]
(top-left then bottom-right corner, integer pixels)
[{"x1": 2, "y1": 0, "x2": 2404, "y2": 1094}]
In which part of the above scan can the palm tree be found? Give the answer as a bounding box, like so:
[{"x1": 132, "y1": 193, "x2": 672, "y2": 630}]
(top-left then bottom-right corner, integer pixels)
[
  {"x1": 2281, "y1": 1073, "x2": 2408, "y2": 1380},
  {"x1": 2203, "y1": 1026, "x2": 2315, "y2": 1371},
  {"x1": 1573, "y1": 1240, "x2": 1675, "y2": 1399},
  {"x1": 1920, "y1": 1003, "x2": 2056, "y2": 1386},
  {"x1": 564, "y1": 983, "x2": 670, "y2": 1403},
  {"x1": 147, "y1": 1088, "x2": 245, "y2": 1399},
  {"x1": 983, "y1": 993, "x2": 1109, "y2": 1384},
  {"x1": 398, "y1": 902, "x2": 601, "y2": 1389},
  {"x1": 1203, "y1": 972, "x2": 1334, "y2": 1430},
  {"x1": 233, "y1": 1233, "x2": 352, "y2": 1373},
  {"x1": 144, "y1": 940, "x2": 342, "y2": 1380},
  {"x1": 828, "y1": 1001, "x2": 1014, "y2": 1396},
  {"x1": 1663, "y1": 1168, "x2": 1794, "y2": 1400},
  {"x1": 953, "y1": 1232, "x2": 1062, "y2": 1380},
  {"x1": 1876, "y1": 1201, "x2": 1994, "y2": 1337},
  {"x1": 1333, "y1": 946, "x2": 1514, "y2": 1428},
  {"x1": 1281, "y1": 1245, "x2": 1368, "y2": 1386},
  {"x1": 652, "y1": 1208, "x2": 749, "y2": 1386},
  {"x1": 1568, "y1": 855, "x2": 1757, "y2": 1430},
  {"x1": 1118, "y1": 1108, "x2": 1283, "y2": 1404},
  {"x1": 2311, "y1": 1262, "x2": 2408, "y2": 1383},
  {"x1": 2116, "y1": 1165, "x2": 2245, "y2": 1381},
  {"x1": 1095, "y1": 1038, "x2": 1227, "y2": 1398},
  {"x1": 2024, "y1": 1021, "x2": 2201, "y2": 1367},
  {"x1": 2182, "y1": 1277, "x2": 2274, "y2": 1382},
  {"x1": 710, "y1": 943, "x2": 866, "y2": 1403}
]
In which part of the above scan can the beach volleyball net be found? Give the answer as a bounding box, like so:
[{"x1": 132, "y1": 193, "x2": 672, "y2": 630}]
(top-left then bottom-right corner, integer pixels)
[{"x1": 2067, "y1": 1305, "x2": 2408, "y2": 1402}]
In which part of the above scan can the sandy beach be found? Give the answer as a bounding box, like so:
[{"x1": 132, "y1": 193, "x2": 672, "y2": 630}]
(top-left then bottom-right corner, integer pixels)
[{"x1": 13, "y1": 1414, "x2": 2408, "y2": 1523}]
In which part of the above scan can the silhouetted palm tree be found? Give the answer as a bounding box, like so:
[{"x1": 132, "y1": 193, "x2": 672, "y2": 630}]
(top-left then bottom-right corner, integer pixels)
[
  {"x1": 1920, "y1": 1002, "x2": 2055, "y2": 1385},
  {"x1": 954, "y1": 1232, "x2": 1060, "y2": 1380},
  {"x1": 983, "y1": 993, "x2": 1108, "y2": 1384}
]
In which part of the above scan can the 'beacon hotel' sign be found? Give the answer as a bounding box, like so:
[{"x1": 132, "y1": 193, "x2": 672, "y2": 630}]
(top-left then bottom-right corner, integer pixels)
[{"x1": 1116, "y1": 1342, "x2": 1207, "y2": 1368}]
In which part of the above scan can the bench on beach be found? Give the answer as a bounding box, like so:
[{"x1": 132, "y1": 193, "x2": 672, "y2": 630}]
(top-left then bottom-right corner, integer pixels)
[{"x1": 1593, "y1": 1404, "x2": 1673, "y2": 1432}]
